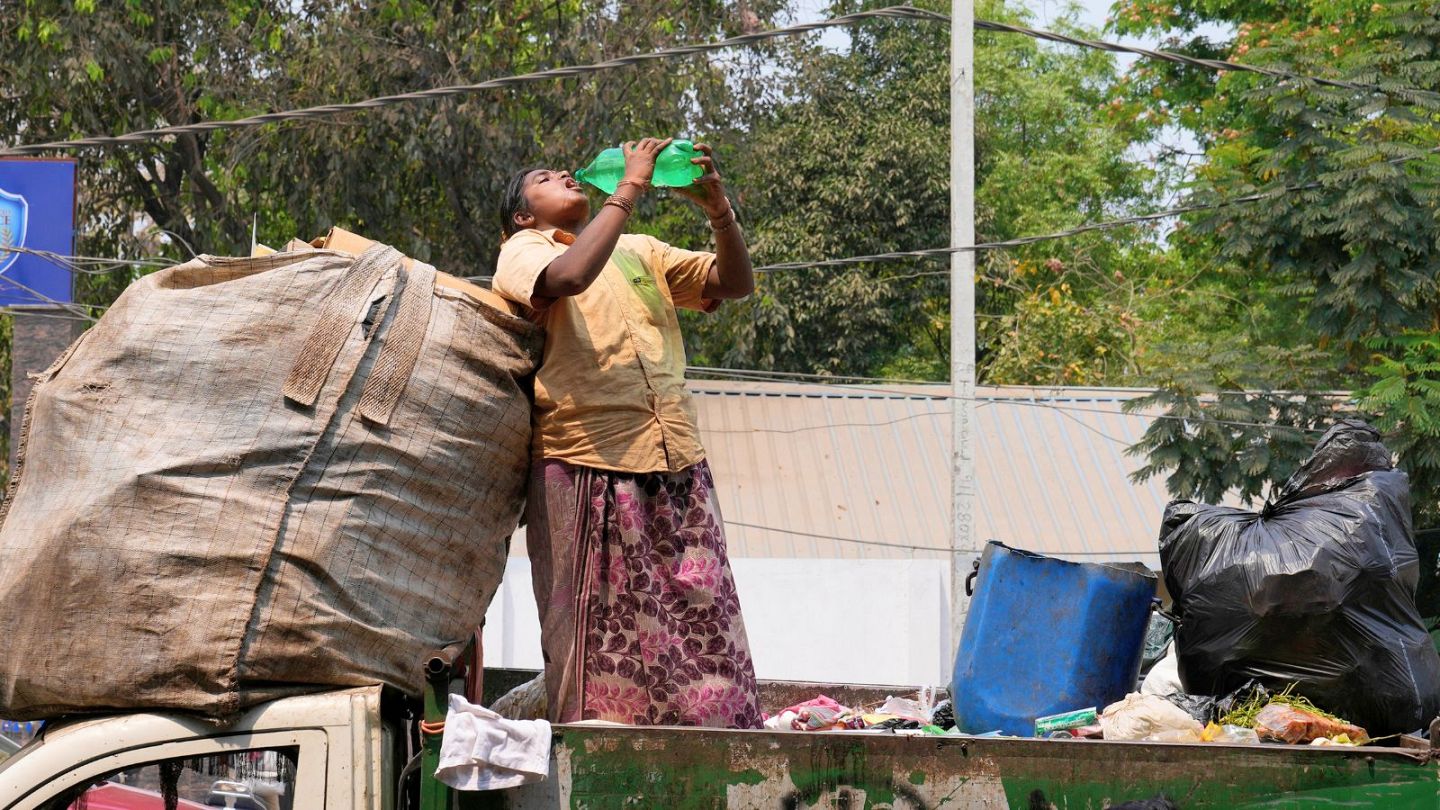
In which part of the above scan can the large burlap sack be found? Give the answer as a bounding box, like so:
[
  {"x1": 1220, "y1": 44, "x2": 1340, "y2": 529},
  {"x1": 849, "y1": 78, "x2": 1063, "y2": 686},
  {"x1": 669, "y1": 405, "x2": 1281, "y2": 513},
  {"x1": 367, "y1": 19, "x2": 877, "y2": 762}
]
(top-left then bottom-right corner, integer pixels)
[{"x1": 0, "y1": 244, "x2": 542, "y2": 719}]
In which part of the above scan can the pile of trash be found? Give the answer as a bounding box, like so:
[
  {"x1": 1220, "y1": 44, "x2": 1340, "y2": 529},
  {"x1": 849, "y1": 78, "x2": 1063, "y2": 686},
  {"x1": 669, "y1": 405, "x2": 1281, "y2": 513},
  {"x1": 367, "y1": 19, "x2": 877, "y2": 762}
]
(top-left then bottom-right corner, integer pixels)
[
  {"x1": 1083, "y1": 685, "x2": 1371, "y2": 746},
  {"x1": 760, "y1": 682, "x2": 1379, "y2": 747},
  {"x1": 763, "y1": 690, "x2": 958, "y2": 735}
]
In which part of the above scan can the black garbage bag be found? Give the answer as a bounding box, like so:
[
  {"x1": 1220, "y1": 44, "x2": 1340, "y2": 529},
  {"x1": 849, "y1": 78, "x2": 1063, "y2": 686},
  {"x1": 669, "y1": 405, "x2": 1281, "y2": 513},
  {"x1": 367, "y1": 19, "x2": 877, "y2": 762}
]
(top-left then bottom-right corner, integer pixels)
[
  {"x1": 1159, "y1": 419, "x2": 1440, "y2": 737},
  {"x1": 1163, "y1": 680, "x2": 1270, "y2": 725}
]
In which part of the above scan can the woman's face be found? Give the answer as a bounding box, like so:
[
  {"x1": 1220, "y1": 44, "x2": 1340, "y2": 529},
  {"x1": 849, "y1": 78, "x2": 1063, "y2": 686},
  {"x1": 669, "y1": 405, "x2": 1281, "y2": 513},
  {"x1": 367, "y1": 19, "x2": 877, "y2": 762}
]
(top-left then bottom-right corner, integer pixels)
[{"x1": 519, "y1": 168, "x2": 588, "y2": 227}]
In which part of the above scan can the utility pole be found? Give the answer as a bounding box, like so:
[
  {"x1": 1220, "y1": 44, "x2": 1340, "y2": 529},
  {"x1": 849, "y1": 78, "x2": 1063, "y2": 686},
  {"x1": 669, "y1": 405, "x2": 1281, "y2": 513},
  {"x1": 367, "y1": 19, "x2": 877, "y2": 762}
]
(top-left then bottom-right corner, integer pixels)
[{"x1": 949, "y1": 0, "x2": 977, "y2": 656}]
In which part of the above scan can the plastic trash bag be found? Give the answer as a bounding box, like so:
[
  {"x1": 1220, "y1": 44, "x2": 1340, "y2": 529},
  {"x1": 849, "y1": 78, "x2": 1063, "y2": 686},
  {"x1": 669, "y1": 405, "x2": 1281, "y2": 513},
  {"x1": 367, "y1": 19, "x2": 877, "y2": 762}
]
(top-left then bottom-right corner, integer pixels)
[
  {"x1": 1140, "y1": 612, "x2": 1175, "y2": 678},
  {"x1": 1100, "y1": 693, "x2": 1204, "y2": 741},
  {"x1": 1163, "y1": 679, "x2": 1270, "y2": 726},
  {"x1": 1141, "y1": 644, "x2": 1182, "y2": 697},
  {"x1": 1205, "y1": 723, "x2": 1260, "y2": 744},
  {"x1": 1159, "y1": 420, "x2": 1440, "y2": 737},
  {"x1": 929, "y1": 699, "x2": 955, "y2": 730}
]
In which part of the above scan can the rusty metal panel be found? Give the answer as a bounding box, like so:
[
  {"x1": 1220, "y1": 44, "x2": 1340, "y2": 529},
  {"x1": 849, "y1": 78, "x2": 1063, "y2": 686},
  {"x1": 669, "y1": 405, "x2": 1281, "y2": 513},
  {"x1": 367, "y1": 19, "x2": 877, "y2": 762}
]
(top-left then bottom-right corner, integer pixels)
[{"x1": 499, "y1": 725, "x2": 1439, "y2": 809}]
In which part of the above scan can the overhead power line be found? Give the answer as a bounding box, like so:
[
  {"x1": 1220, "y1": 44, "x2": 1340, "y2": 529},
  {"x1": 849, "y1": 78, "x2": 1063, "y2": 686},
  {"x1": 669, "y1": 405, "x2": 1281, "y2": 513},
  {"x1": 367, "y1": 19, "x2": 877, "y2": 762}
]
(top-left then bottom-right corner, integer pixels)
[
  {"x1": 0, "y1": 245, "x2": 178, "y2": 275},
  {"x1": 751, "y1": 144, "x2": 1440, "y2": 274},
  {"x1": 14, "y1": 142, "x2": 1437, "y2": 289},
  {"x1": 6, "y1": 6, "x2": 1438, "y2": 158},
  {"x1": 0, "y1": 6, "x2": 942, "y2": 157},
  {"x1": 725, "y1": 519, "x2": 1155, "y2": 556},
  {"x1": 975, "y1": 19, "x2": 1440, "y2": 103}
]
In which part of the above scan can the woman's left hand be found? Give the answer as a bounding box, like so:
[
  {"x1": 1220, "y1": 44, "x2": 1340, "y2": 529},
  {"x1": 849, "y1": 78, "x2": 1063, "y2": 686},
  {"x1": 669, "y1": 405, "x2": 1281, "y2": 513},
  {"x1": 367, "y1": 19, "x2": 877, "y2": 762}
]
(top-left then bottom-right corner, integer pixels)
[{"x1": 672, "y1": 143, "x2": 731, "y2": 218}]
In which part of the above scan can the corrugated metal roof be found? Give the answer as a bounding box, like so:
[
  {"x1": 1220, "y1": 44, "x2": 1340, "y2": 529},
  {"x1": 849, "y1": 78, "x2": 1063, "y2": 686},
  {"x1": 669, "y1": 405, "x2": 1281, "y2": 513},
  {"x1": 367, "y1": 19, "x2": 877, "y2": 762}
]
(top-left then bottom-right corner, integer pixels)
[
  {"x1": 511, "y1": 381, "x2": 1187, "y2": 571},
  {"x1": 695, "y1": 381, "x2": 1175, "y2": 569}
]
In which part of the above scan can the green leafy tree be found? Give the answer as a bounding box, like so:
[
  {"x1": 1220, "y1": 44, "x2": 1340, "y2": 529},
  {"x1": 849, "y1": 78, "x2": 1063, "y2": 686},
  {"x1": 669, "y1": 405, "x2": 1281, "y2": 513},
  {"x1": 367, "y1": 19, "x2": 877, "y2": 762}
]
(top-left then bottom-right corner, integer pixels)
[
  {"x1": 1357, "y1": 333, "x2": 1440, "y2": 527},
  {"x1": 1, "y1": 0, "x2": 782, "y2": 301},
  {"x1": 0, "y1": 0, "x2": 781, "y2": 485},
  {"x1": 688, "y1": 0, "x2": 1169, "y2": 382},
  {"x1": 1114, "y1": 0, "x2": 1440, "y2": 518}
]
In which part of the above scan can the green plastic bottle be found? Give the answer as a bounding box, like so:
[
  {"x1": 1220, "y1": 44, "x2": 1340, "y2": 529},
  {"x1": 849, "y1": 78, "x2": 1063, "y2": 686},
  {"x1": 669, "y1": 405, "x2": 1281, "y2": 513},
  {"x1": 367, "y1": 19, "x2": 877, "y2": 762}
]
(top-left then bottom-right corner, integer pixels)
[{"x1": 575, "y1": 140, "x2": 704, "y2": 194}]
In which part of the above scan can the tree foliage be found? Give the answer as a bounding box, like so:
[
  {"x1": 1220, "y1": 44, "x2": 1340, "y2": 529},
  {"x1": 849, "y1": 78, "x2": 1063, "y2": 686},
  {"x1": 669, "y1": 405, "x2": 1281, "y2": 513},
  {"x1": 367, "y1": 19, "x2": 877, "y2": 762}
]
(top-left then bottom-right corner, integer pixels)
[
  {"x1": 1, "y1": 0, "x2": 782, "y2": 307},
  {"x1": 1113, "y1": 0, "x2": 1440, "y2": 518},
  {"x1": 687, "y1": 0, "x2": 1169, "y2": 383}
]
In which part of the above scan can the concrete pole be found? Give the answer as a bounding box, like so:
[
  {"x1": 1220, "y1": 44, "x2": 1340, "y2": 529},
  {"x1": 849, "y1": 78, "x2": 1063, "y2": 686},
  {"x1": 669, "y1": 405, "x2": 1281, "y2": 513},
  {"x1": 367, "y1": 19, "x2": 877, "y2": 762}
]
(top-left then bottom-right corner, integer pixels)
[{"x1": 949, "y1": 0, "x2": 978, "y2": 660}]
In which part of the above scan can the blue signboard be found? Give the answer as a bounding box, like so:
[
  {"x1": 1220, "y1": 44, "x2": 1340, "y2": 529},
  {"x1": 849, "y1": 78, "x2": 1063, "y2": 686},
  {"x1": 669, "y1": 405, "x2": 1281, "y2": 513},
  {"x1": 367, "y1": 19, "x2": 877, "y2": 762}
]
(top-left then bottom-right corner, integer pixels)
[{"x1": 0, "y1": 159, "x2": 76, "y2": 307}]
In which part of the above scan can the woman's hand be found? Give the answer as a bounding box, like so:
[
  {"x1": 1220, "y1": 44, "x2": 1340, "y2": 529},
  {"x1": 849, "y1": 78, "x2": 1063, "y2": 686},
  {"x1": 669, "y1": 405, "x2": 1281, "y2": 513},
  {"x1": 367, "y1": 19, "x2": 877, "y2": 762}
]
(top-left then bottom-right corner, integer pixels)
[
  {"x1": 672, "y1": 143, "x2": 731, "y2": 218},
  {"x1": 622, "y1": 137, "x2": 672, "y2": 190}
]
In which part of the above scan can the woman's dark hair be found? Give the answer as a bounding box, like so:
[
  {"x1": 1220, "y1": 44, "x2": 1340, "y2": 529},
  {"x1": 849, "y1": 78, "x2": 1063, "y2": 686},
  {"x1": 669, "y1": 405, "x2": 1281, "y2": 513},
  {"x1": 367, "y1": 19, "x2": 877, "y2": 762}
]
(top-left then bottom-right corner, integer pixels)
[{"x1": 500, "y1": 166, "x2": 542, "y2": 238}]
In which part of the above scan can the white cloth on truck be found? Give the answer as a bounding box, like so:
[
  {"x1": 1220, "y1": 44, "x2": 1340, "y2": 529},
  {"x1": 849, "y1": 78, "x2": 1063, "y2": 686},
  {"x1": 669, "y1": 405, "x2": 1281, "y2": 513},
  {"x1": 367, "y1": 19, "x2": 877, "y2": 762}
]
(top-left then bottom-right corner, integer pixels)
[{"x1": 436, "y1": 694, "x2": 552, "y2": 791}]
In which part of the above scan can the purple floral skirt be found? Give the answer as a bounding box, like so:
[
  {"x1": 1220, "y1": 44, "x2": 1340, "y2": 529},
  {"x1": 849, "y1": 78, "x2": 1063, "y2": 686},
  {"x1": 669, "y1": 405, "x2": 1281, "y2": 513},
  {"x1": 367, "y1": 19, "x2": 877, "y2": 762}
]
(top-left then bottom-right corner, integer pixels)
[{"x1": 523, "y1": 458, "x2": 762, "y2": 728}]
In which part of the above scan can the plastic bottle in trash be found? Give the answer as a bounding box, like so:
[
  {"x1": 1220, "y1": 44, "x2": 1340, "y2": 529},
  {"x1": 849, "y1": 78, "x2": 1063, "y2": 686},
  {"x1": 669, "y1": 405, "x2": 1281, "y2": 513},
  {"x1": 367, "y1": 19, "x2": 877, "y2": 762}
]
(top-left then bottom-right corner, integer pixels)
[{"x1": 575, "y1": 140, "x2": 704, "y2": 195}]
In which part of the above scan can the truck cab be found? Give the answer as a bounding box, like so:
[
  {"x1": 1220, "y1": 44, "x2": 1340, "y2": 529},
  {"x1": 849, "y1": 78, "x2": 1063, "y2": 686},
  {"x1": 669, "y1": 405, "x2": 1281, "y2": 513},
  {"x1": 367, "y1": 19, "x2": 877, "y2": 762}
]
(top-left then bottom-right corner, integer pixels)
[{"x1": 0, "y1": 687, "x2": 397, "y2": 810}]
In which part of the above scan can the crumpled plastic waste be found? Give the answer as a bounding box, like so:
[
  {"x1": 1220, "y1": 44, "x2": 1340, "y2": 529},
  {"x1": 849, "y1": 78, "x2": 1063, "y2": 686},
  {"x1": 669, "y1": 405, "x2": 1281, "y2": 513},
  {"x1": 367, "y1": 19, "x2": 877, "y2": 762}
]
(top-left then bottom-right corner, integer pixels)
[
  {"x1": 1254, "y1": 703, "x2": 1369, "y2": 745},
  {"x1": 1101, "y1": 694, "x2": 1205, "y2": 742},
  {"x1": 1141, "y1": 722, "x2": 1260, "y2": 745},
  {"x1": 763, "y1": 691, "x2": 950, "y2": 733},
  {"x1": 1143, "y1": 728, "x2": 1202, "y2": 743},
  {"x1": 762, "y1": 711, "x2": 798, "y2": 731},
  {"x1": 1141, "y1": 643, "x2": 1182, "y2": 697},
  {"x1": 876, "y1": 696, "x2": 929, "y2": 724},
  {"x1": 867, "y1": 717, "x2": 922, "y2": 731},
  {"x1": 769, "y1": 695, "x2": 842, "y2": 718},
  {"x1": 761, "y1": 696, "x2": 866, "y2": 731},
  {"x1": 793, "y1": 704, "x2": 867, "y2": 731},
  {"x1": 1201, "y1": 723, "x2": 1260, "y2": 744},
  {"x1": 929, "y1": 699, "x2": 955, "y2": 730}
]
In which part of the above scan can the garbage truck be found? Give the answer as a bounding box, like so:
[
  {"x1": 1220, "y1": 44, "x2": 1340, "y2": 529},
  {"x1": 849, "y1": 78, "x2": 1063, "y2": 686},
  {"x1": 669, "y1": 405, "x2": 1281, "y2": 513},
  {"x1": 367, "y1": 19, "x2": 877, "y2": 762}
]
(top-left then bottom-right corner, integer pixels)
[{"x1": 3, "y1": 642, "x2": 1438, "y2": 810}]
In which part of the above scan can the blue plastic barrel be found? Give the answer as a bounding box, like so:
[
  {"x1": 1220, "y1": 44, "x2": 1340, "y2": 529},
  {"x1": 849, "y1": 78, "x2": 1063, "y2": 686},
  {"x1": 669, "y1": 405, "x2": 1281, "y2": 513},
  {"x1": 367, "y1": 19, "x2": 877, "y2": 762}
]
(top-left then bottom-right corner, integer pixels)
[{"x1": 952, "y1": 541, "x2": 1157, "y2": 736}]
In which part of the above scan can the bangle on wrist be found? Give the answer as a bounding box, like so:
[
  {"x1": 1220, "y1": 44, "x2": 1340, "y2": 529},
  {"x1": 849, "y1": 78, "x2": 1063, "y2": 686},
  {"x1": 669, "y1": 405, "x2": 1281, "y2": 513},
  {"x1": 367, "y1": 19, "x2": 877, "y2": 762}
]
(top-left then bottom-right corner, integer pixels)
[
  {"x1": 710, "y1": 214, "x2": 737, "y2": 235},
  {"x1": 603, "y1": 194, "x2": 636, "y2": 216},
  {"x1": 617, "y1": 179, "x2": 650, "y2": 194},
  {"x1": 708, "y1": 207, "x2": 736, "y2": 232}
]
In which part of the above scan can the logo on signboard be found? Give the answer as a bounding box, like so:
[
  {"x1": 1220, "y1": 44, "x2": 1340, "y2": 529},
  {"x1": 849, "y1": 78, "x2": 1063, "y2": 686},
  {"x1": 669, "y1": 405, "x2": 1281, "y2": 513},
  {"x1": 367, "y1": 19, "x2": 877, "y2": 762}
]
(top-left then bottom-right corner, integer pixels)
[{"x1": 0, "y1": 187, "x2": 28, "y2": 276}]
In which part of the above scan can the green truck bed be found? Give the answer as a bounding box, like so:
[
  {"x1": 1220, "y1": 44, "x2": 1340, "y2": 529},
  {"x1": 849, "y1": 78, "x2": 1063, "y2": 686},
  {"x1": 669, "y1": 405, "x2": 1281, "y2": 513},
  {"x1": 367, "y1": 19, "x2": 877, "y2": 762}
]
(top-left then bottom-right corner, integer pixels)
[{"x1": 471, "y1": 669, "x2": 1440, "y2": 809}]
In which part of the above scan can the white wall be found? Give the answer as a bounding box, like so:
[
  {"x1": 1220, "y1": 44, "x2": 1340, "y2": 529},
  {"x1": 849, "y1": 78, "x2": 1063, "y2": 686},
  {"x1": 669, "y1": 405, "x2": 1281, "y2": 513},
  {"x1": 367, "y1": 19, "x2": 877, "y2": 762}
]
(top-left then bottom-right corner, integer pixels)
[{"x1": 482, "y1": 557, "x2": 954, "y2": 688}]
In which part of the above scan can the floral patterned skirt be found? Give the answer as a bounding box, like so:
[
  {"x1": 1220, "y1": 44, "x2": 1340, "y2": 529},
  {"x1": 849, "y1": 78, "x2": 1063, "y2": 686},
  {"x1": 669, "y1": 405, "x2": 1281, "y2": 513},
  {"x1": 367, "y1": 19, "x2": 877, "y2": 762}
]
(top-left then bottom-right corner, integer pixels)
[{"x1": 523, "y1": 458, "x2": 763, "y2": 728}]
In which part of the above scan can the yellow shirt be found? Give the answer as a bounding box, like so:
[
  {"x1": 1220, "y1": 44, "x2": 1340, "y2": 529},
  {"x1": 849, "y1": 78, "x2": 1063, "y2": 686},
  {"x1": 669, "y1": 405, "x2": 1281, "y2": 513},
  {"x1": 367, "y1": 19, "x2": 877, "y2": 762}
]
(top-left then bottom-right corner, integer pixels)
[{"x1": 493, "y1": 228, "x2": 718, "y2": 473}]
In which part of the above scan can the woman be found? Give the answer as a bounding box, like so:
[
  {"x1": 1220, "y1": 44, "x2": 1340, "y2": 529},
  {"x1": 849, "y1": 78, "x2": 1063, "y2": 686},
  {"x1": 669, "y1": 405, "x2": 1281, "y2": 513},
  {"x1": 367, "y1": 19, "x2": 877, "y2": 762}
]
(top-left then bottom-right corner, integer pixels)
[{"x1": 493, "y1": 137, "x2": 762, "y2": 728}]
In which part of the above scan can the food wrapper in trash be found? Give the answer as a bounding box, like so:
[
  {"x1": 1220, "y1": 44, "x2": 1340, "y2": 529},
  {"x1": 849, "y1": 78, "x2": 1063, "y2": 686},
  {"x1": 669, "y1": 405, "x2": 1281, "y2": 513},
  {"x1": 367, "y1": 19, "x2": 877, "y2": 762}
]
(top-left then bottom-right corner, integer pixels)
[
  {"x1": 1035, "y1": 707, "x2": 1098, "y2": 736},
  {"x1": 1254, "y1": 703, "x2": 1368, "y2": 745}
]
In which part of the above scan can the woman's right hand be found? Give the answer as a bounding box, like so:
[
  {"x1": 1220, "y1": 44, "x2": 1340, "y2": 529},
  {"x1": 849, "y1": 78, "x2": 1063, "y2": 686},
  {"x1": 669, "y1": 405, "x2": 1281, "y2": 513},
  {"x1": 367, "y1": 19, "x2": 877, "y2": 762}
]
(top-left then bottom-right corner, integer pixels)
[{"x1": 621, "y1": 137, "x2": 672, "y2": 189}]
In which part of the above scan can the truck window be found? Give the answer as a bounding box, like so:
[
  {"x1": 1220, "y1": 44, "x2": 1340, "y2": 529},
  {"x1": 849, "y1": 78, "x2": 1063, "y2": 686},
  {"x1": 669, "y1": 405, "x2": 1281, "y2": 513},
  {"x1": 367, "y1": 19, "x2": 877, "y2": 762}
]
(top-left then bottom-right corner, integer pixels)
[{"x1": 38, "y1": 746, "x2": 298, "y2": 810}]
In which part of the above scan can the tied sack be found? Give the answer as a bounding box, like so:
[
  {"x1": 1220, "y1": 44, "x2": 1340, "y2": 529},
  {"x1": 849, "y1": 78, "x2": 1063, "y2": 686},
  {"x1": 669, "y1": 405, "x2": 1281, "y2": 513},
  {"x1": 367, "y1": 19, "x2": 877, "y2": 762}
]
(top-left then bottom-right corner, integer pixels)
[
  {"x1": 0, "y1": 244, "x2": 542, "y2": 719},
  {"x1": 1159, "y1": 419, "x2": 1440, "y2": 737}
]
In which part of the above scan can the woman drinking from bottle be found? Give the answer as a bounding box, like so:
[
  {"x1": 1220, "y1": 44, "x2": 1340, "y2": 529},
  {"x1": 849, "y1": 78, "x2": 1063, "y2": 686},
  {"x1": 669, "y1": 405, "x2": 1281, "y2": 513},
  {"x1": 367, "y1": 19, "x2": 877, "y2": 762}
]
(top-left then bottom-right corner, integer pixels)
[{"x1": 493, "y1": 137, "x2": 761, "y2": 728}]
